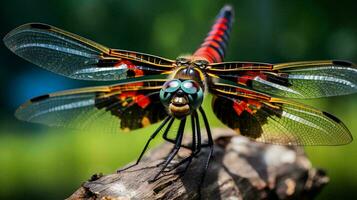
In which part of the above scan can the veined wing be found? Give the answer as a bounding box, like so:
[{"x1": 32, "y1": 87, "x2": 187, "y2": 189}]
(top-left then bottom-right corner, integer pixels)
[
  {"x1": 4, "y1": 23, "x2": 174, "y2": 81},
  {"x1": 210, "y1": 78, "x2": 352, "y2": 145},
  {"x1": 207, "y1": 60, "x2": 357, "y2": 98},
  {"x1": 15, "y1": 75, "x2": 168, "y2": 132}
]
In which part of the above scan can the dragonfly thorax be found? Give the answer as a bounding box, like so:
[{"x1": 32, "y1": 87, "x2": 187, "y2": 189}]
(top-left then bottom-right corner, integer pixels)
[{"x1": 173, "y1": 57, "x2": 208, "y2": 85}]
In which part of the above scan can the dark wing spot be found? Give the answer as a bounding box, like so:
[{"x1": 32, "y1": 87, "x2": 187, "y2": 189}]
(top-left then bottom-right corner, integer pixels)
[
  {"x1": 95, "y1": 91, "x2": 167, "y2": 131},
  {"x1": 212, "y1": 96, "x2": 263, "y2": 138},
  {"x1": 332, "y1": 60, "x2": 353, "y2": 67},
  {"x1": 97, "y1": 59, "x2": 120, "y2": 67},
  {"x1": 127, "y1": 70, "x2": 136, "y2": 77},
  {"x1": 30, "y1": 94, "x2": 50, "y2": 103},
  {"x1": 30, "y1": 23, "x2": 51, "y2": 30},
  {"x1": 267, "y1": 73, "x2": 292, "y2": 87},
  {"x1": 322, "y1": 111, "x2": 342, "y2": 123},
  {"x1": 239, "y1": 111, "x2": 263, "y2": 138}
]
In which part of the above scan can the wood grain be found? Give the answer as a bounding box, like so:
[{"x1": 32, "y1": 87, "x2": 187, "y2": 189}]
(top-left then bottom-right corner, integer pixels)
[{"x1": 67, "y1": 128, "x2": 328, "y2": 200}]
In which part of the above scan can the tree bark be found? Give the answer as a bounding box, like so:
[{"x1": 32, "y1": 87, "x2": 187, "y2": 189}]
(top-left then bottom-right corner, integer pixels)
[{"x1": 67, "y1": 128, "x2": 328, "y2": 200}]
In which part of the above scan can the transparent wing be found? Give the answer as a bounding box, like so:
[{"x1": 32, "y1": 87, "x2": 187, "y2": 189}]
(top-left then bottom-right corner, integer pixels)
[
  {"x1": 4, "y1": 23, "x2": 174, "y2": 81},
  {"x1": 15, "y1": 76, "x2": 168, "y2": 133},
  {"x1": 208, "y1": 60, "x2": 357, "y2": 98},
  {"x1": 210, "y1": 79, "x2": 353, "y2": 145}
]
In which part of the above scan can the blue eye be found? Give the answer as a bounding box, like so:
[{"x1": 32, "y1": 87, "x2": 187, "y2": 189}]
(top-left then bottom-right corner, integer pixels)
[
  {"x1": 163, "y1": 79, "x2": 181, "y2": 93},
  {"x1": 181, "y1": 80, "x2": 199, "y2": 94}
]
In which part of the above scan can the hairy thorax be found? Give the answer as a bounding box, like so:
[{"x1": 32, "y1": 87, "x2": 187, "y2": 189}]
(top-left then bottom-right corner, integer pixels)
[{"x1": 171, "y1": 56, "x2": 209, "y2": 88}]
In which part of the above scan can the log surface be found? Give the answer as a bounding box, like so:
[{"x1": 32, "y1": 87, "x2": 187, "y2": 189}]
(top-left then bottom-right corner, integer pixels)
[{"x1": 67, "y1": 128, "x2": 328, "y2": 200}]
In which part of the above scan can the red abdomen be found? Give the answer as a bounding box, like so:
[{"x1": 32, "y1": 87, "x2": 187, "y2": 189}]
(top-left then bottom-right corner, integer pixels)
[{"x1": 193, "y1": 5, "x2": 234, "y2": 63}]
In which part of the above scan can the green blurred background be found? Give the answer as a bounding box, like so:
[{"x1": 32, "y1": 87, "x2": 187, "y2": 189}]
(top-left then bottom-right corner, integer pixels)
[{"x1": 0, "y1": 0, "x2": 356, "y2": 199}]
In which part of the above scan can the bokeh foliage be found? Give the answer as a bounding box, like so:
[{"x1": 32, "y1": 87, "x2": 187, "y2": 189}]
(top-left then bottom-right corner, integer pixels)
[{"x1": 0, "y1": 0, "x2": 356, "y2": 199}]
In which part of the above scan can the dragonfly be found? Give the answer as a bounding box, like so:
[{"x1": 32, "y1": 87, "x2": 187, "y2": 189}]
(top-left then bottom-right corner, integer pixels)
[{"x1": 4, "y1": 4, "x2": 356, "y2": 190}]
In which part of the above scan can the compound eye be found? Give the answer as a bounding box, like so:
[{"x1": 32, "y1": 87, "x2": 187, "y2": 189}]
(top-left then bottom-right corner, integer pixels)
[
  {"x1": 181, "y1": 80, "x2": 199, "y2": 94},
  {"x1": 163, "y1": 79, "x2": 181, "y2": 93}
]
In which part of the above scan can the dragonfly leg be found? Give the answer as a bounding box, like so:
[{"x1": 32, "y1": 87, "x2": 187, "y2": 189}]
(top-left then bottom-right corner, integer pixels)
[
  {"x1": 149, "y1": 117, "x2": 186, "y2": 182},
  {"x1": 198, "y1": 107, "x2": 214, "y2": 197},
  {"x1": 191, "y1": 111, "x2": 197, "y2": 153},
  {"x1": 194, "y1": 110, "x2": 202, "y2": 155},
  {"x1": 162, "y1": 110, "x2": 212, "y2": 175},
  {"x1": 163, "y1": 112, "x2": 197, "y2": 173},
  {"x1": 163, "y1": 111, "x2": 204, "y2": 173},
  {"x1": 117, "y1": 116, "x2": 173, "y2": 173},
  {"x1": 163, "y1": 136, "x2": 191, "y2": 149},
  {"x1": 162, "y1": 123, "x2": 192, "y2": 150},
  {"x1": 155, "y1": 117, "x2": 177, "y2": 167}
]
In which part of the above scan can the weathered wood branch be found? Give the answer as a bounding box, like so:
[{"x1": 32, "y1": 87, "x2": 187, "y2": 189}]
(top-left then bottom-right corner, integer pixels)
[{"x1": 67, "y1": 128, "x2": 328, "y2": 200}]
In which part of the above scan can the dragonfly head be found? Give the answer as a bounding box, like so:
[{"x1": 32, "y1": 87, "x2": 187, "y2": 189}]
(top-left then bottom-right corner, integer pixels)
[{"x1": 160, "y1": 79, "x2": 203, "y2": 118}]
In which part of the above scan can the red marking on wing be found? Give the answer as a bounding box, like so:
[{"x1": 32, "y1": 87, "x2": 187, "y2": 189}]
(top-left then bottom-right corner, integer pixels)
[
  {"x1": 135, "y1": 95, "x2": 151, "y2": 109},
  {"x1": 128, "y1": 65, "x2": 144, "y2": 76},
  {"x1": 233, "y1": 98, "x2": 262, "y2": 116},
  {"x1": 118, "y1": 91, "x2": 151, "y2": 109},
  {"x1": 237, "y1": 71, "x2": 267, "y2": 84},
  {"x1": 233, "y1": 101, "x2": 247, "y2": 115},
  {"x1": 115, "y1": 60, "x2": 145, "y2": 77},
  {"x1": 115, "y1": 60, "x2": 130, "y2": 67},
  {"x1": 119, "y1": 91, "x2": 137, "y2": 100}
]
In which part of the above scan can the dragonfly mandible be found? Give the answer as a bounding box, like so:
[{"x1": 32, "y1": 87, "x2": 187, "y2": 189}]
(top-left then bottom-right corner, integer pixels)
[{"x1": 4, "y1": 4, "x2": 356, "y2": 191}]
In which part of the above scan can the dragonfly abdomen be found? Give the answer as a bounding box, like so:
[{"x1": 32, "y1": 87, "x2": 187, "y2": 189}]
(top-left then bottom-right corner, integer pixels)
[{"x1": 193, "y1": 5, "x2": 234, "y2": 63}]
